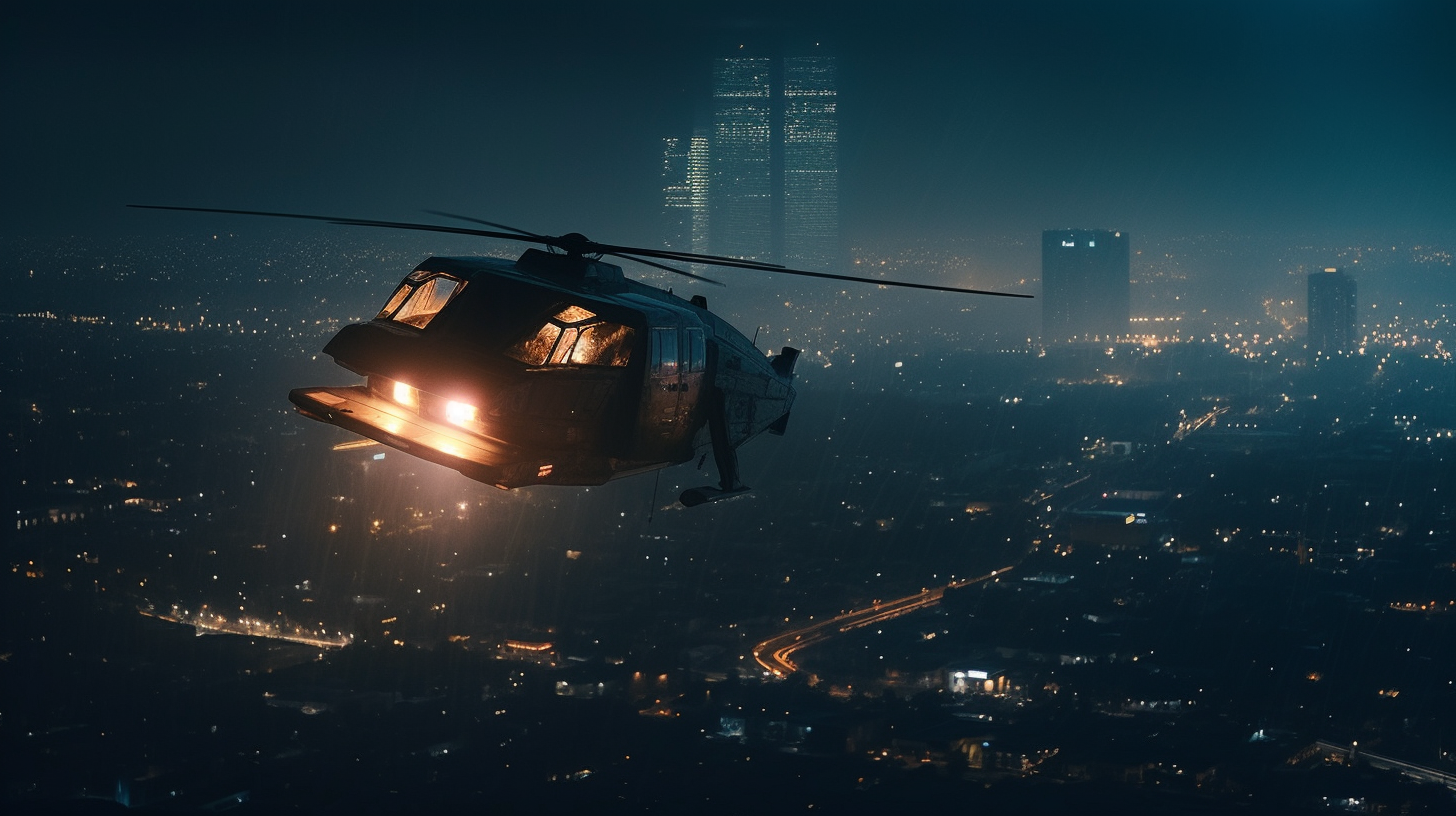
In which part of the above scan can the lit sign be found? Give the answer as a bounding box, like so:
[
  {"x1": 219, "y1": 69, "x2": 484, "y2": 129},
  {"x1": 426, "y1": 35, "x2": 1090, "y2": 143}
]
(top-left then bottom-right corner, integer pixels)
[
  {"x1": 373, "y1": 453, "x2": 386, "y2": 460},
  {"x1": 1062, "y1": 240, "x2": 1075, "y2": 247},
  {"x1": 1088, "y1": 240, "x2": 1096, "y2": 247},
  {"x1": 967, "y1": 670, "x2": 989, "y2": 680}
]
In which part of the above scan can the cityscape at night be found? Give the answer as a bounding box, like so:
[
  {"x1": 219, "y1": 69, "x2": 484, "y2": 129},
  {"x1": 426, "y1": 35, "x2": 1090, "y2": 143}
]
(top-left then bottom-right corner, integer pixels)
[{"x1": 4, "y1": 2, "x2": 1455, "y2": 813}]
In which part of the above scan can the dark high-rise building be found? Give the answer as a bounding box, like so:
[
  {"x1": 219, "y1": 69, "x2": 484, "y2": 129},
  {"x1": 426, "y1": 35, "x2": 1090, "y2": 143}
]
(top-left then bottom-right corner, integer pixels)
[
  {"x1": 1307, "y1": 266, "x2": 1357, "y2": 359},
  {"x1": 1041, "y1": 229, "x2": 1130, "y2": 342}
]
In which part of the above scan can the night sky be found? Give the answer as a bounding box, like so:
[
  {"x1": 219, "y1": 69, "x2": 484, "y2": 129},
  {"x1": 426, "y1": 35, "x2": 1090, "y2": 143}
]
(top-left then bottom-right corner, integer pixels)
[{"x1": 5, "y1": 0, "x2": 1453, "y2": 246}]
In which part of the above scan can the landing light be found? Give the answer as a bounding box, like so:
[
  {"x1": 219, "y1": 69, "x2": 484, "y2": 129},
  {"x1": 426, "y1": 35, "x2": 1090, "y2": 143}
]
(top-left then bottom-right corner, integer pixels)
[
  {"x1": 445, "y1": 401, "x2": 478, "y2": 426},
  {"x1": 392, "y1": 381, "x2": 419, "y2": 408}
]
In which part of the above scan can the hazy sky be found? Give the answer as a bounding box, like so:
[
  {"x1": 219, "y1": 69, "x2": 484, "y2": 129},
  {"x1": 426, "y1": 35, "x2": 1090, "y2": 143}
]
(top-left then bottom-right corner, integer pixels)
[{"x1": 4, "y1": 1, "x2": 1453, "y2": 245}]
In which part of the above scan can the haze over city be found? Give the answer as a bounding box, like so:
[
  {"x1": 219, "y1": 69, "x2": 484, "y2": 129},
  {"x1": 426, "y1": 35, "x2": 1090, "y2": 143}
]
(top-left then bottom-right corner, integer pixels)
[{"x1": 4, "y1": 1, "x2": 1455, "y2": 813}]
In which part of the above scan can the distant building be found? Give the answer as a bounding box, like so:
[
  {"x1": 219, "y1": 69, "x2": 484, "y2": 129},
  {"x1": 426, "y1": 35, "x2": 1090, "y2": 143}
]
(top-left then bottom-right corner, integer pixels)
[
  {"x1": 1307, "y1": 266, "x2": 1356, "y2": 359},
  {"x1": 661, "y1": 137, "x2": 692, "y2": 252},
  {"x1": 664, "y1": 53, "x2": 838, "y2": 269},
  {"x1": 1066, "y1": 489, "x2": 1170, "y2": 550},
  {"x1": 1041, "y1": 229, "x2": 1130, "y2": 343},
  {"x1": 687, "y1": 131, "x2": 710, "y2": 255},
  {"x1": 711, "y1": 57, "x2": 775, "y2": 262},
  {"x1": 947, "y1": 666, "x2": 1010, "y2": 695},
  {"x1": 781, "y1": 57, "x2": 838, "y2": 270},
  {"x1": 661, "y1": 133, "x2": 710, "y2": 257}
]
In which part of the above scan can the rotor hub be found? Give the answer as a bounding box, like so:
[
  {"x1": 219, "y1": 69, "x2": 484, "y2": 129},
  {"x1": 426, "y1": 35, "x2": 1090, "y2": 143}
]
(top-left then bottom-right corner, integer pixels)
[{"x1": 553, "y1": 232, "x2": 598, "y2": 257}]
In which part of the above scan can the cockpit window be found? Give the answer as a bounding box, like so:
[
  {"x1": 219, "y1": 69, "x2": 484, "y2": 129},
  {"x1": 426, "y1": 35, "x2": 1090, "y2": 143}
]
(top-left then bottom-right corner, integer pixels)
[
  {"x1": 376, "y1": 272, "x2": 466, "y2": 329},
  {"x1": 506, "y1": 304, "x2": 634, "y2": 367},
  {"x1": 554, "y1": 305, "x2": 596, "y2": 323}
]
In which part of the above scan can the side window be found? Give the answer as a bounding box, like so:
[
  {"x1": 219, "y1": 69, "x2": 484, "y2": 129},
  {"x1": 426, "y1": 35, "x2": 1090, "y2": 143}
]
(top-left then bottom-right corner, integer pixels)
[
  {"x1": 506, "y1": 304, "x2": 634, "y2": 367},
  {"x1": 570, "y1": 323, "x2": 635, "y2": 367},
  {"x1": 651, "y1": 328, "x2": 679, "y2": 376},
  {"x1": 685, "y1": 328, "x2": 706, "y2": 373}
]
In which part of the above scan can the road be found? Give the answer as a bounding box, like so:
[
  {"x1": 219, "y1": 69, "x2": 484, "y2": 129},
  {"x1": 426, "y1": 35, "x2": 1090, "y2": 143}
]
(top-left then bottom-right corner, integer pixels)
[
  {"x1": 141, "y1": 605, "x2": 352, "y2": 649},
  {"x1": 751, "y1": 567, "x2": 1014, "y2": 678}
]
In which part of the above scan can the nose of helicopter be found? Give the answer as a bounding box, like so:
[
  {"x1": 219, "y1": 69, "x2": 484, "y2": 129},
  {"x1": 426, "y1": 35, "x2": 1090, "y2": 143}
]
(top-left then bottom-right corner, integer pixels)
[{"x1": 288, "y1": 384, "x2": 527, "y2": 485}]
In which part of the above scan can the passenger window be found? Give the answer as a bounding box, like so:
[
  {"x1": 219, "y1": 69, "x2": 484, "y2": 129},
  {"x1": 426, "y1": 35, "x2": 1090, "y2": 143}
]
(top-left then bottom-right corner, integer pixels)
[
  {"x1": 652, "y1": 328, "x2": 679, "y2": 376},
  {"x1": 685, "y1": 328, "x2": 706, "y2": 372},
  {"x1": 505, "y1": 303, "x2": 634, "y2": 367}
]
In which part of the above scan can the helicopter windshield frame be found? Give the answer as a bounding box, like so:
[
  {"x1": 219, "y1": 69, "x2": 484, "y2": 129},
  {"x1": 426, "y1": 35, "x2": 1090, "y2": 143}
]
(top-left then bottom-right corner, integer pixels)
[{"x1": 376, "y1": 270, "x2": 467, "y2": 329}]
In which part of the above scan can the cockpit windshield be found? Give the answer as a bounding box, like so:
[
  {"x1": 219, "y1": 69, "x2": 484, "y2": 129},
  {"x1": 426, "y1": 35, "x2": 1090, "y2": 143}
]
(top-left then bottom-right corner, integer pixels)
[
  {"x1": 506, "y1": 305, "x2": 634, "y2": 367},
  {"x1": 376, "y1": 270, "x2": 466, "y2": 329}
]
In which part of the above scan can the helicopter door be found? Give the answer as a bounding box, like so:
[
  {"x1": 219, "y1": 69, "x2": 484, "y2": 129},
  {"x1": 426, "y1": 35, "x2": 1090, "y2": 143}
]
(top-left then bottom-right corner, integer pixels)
[
  {"x1": 641, "y1": 327, "x2": 686, "y2": 450},
  {"x1": 680, "y1": 327, "x2": 705, "y2": 426}
]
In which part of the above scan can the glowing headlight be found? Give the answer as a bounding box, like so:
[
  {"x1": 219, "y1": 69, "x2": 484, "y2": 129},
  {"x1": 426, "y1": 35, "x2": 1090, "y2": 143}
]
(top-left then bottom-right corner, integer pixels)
[
  {"x1": 392, "y1": 381, "x2": 419, "y2": 408},
  {"x1": 445, "y1": 400, "x2": 478, "y2": 426}
]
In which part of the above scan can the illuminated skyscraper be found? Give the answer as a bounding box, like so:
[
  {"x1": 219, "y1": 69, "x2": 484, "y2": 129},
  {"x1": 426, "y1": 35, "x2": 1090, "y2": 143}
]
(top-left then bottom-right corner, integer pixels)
[
  {"x1": 664, "y1": 53, "x2": 838, "y2": 268},
  {"x1": 661, "y1": 130, "x2": 712, "y2": 258},
  {"x1": 711, "y1": 57, "x2": 774, "y2": 262},
  {"x1": 1041, "y1": 229, "x2": 1130, "y2": 342},
  {"x1": 687, "y1": 130, "x2": 711, "y2": 256},
  {"x1": 781, "y1": 57, "x2": 838, "y2": 270},
  {"x1": 1307, "y1": 266, "x2": 1356, "y2": 359},
  {"x1": 662, "y1": 137, "x2": 692, "y2": 252}
]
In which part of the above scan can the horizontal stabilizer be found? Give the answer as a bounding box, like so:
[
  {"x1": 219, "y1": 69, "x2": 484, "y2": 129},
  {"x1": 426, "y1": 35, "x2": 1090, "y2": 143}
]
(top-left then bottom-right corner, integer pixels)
[{"x1": 679, "y1": 485, "x2": 751, "y2": 508}]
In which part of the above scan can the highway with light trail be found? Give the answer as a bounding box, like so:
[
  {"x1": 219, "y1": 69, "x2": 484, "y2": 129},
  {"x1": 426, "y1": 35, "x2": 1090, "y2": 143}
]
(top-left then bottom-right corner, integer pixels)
[{"x1": 752, "y1": 567, "x2": 1014, "y2": 678}]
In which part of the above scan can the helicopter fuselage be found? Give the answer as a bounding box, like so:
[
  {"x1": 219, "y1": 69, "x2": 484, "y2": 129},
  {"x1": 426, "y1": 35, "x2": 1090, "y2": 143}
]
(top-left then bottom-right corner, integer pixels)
[{"x1": 289, "y1": 248, "x2": 797, "y2": 497}]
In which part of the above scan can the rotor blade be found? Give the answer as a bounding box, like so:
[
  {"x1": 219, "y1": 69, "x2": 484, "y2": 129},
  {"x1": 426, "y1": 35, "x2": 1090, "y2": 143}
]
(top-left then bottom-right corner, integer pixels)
[
  {"x1": 591, "y1": 243, "x2": 789, "y2": 269},
  {"x1": 716, "y1": 263, "x2": 1034, "y2": 297},
  {"x1": 422, "y1": 210, "x2": 546, "y2": 239},
  {"x1": 129, "y1": 204, "x2": 1031, "y2": 296},
  {"x1": 594, "y1": 241, "x2": 1023, "y2": 295},
  {"x1": 599, "y1": 247, "x2": 803, "y2": 274},
  {"x1": 127, "y1": 204, "x2": 543, "y2": 245},
  {"x1": 604, "y1": 245, "x2": 1027, "y2": 296},
  {"x1": 609, "y1": 252, "x2": 724, "y2": 286}
]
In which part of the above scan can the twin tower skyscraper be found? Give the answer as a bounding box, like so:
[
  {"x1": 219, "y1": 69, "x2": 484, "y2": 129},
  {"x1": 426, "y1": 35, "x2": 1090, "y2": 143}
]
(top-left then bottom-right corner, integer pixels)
[
  {"x1": 662, "y1": 54, "x2": 839, "y2": 271},
  {"x1": 660, "y1": 53, "x2": 1139, "y2": 347}
]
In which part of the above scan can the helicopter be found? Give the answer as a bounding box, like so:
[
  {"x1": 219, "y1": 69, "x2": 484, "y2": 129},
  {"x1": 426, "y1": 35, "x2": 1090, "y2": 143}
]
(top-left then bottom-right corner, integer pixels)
[{"x1": 129, "y1": 205, "x2": 1031, "y2": 506}]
